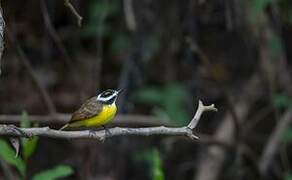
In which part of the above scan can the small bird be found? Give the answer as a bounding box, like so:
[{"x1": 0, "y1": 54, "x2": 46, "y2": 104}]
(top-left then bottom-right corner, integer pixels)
[{"x1": 60, "y1": 89, "x2": 121, "y2": 130}]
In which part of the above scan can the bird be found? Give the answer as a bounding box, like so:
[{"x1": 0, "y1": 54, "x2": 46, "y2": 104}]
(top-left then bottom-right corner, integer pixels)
[{"x1": 60, "y1": 89, "x2": 121, "y2": 130}]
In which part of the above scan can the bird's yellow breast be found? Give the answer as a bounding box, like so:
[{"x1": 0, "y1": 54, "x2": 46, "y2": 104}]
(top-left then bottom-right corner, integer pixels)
[{"x1": 82, "y1": 103, "x2": 117, "y2": 127}]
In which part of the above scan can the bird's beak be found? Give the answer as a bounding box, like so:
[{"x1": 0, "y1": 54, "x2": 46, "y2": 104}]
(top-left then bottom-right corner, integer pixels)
[{"x1": 117, "y1": 89, "x2": 122, "y2": 94}]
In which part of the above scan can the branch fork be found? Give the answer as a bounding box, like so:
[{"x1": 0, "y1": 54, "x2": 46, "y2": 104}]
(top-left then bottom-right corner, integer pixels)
[{"x1": 0, "y1": 100, "x2": 217, "y2": 141}]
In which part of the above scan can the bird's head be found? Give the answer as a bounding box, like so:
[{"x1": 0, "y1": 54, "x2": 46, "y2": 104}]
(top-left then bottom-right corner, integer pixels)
[{"x1": 96, "y1": 89, "x2": 121, "y2": 104}]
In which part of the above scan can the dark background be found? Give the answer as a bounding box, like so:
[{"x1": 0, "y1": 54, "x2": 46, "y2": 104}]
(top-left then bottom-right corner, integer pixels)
[{"x1": 1, "y1": 0, "x2": 292, "y2": 179}]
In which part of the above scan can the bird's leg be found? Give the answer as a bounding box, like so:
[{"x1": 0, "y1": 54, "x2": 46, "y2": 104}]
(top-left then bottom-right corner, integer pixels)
[
  {"x1": 102, "y1": 125, "x2": 112, "y2": 137},
  {"x1": 89, "y1": 129, "x2": 97, "y2": 138},
  {"x1": 89, "y1": 129, "x2": 105, "y2": 142}
]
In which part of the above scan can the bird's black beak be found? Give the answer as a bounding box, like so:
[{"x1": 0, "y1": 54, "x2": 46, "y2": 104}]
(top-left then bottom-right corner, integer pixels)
[{"x1": 117, "y1": 89, "x2": 122, "y2": 94}]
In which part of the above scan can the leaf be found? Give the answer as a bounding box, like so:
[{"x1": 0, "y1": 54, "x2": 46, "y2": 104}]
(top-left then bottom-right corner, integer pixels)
[
  {"x1": 22, "y1": 137, "x2": 39, "y2": 161},
  {"x1": 19, "y1": 111, "x2": 39, "y2": 160},
  {"x1": 32, "y1": 165, "x2": 74, "y2": 180},
  {"x1": 152, "y1": 149, "x2": 165, "y2": 180},
  {"x1": 20, "y1": 111, "x2": 30, "y2": 128},
  {"x1": 133, "y1": 148, "x2": 165, "y2": 180},
  {"x1": 0, "y1": 139, "x2": 26, "y2": 177}
]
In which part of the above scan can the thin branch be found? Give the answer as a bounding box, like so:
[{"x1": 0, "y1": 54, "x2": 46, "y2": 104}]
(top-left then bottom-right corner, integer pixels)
[
  {"x1": 0, "y1": 101, "x2": 217, "y2": 141},
  {"x1": 0, "y1": 126, "x2": 196, "y2": 141},
  {"x1": 187, "y1": 100, "x2": 217, "y2": 129},
  {"x1": 123, "y1": 0, "x2": 136, "y2": 31},
  {"x1": 40, "y1": 0, "x2": 81, "y2": 98},
  {"x1": 195, "y1": 74, "x2": 262, "y2": 180},
  {"x1": 64, "y1": 0, "x2": 82, "y2": 26},
  {"x1": 0, "y1": 1, "x2": 5, "y2": 76}
]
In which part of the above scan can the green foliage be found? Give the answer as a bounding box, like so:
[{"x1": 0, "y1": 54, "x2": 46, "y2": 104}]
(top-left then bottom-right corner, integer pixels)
[
  {"x1": 0, "y1": 139, "x2": 26, "y2": 177},
  {"x1": 32, "y1": 165, "x2": 74, "y2": 180},
  {"x1": 249, "y1": 0, "x2": 277, "y2": 23},
  {"x1": 250, "y1": 0, "x2": 292, "y2": 25},
  {"x1": 89, "y1": 1, "x2": 118, "y2": 18},
  {"x1": 278, "y1": 0, "x2": 292, "y2": 24},
  {"x1": 152, "y1": 150, "x2": 165, "y2": 180},
  {"x1": 272, "y1": 95, "x2": 292, "y2": 108},
  {"x1": 252, "y1": 0, "x2": 274, "y2": 13},
  {"x1": 20, "y1": 111, "x2": 39, "y2": 161},
  {"x1": 82, "y1": 0, "x2": 119, "y2": 37},
  {"x1": 134, "y1": 148, "x2": 165, "y2": 180},
  {"x1": 282, "y1": 128, "x2": 292, "y2": 143},
  {"x1": 22, "y1": 136, "x2": 39, "y2": 161},
  {"x1": 111, "y1": 33, "x2": 133, "y2": 53},
  {"x1": 0, "y1": 111, "x2": 73, "y2": 179},
  {"x1": 284, "y1": 173, "x2": 292, "y2": 180},
  {"x1": 267, "y1": 36, "x2": 284, "y2": 58},
  {"x1": 134, "y1": 84, "x2": 189, "y2": 125},
  {"x1": 20, "y1": 111, "x2": 30, "y2": 128}
]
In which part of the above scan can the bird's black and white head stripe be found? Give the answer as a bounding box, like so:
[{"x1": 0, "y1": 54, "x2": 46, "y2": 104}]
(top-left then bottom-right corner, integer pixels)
[{"x1": 97, "y1": 89, "x2": 120, "y2": 104}]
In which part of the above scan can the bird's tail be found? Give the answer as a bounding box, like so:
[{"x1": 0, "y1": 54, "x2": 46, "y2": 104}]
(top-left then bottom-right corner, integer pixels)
[{"x1": 59, "y1": 124, "x2": 69, "y2": 130}]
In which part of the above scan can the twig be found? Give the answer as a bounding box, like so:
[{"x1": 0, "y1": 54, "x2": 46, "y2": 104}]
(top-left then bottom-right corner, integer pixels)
[
  {"x1": 64, "y1": 0, "x2": 82, "y2": 26},
  {"x1": 0, "y1": 101, "x2": 217, "y2": 141},
  {"x1": 195, "y1": 75, "x2": 262, "y2": 180},
  {"x1": 40, "y1": 0, "x2": 81, "y2": 96},
  {"x1": 0, "y1": 1, "x2": 4, "y2": 76},
  {"x1": 123, "y1": 0, "x2": 136, "y2": 31},
  {"x1": 187, "y1": 100, "x2": 217, "y2": 129},
  {"x1": 187, "y1": 37, "x2": 241, "y2": 137}
]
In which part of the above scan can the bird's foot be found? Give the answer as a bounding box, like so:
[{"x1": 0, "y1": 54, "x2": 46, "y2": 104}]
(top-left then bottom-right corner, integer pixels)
[
  {"x1": 102, "y1": 125, "x2": 112, "y2": 138},
  {"x1": 89, "y1": 129, "x2": 106, "y2": 142},
  {"x1": 89, "y1": 129, "x2": 97, "y2": 138}
]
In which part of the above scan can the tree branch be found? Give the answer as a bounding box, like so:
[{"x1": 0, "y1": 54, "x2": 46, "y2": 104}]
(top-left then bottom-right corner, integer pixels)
[
  {"x1": 0, "y1": 101, "x2": 217, "y2": 141},
  {"x1": 64, "y1": 0, "x2": 82, "y2": 26}
]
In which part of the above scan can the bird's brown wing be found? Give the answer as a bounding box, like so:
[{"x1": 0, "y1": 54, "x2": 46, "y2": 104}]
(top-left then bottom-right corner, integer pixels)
[{"x1": 70, "y1": 97, "x2": 103, "y2": 122}]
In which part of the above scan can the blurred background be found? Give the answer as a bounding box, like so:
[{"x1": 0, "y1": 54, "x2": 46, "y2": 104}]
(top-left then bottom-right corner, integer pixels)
[{"x1": 0, "y1": 0, "x2": 292, "y2": 179}]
